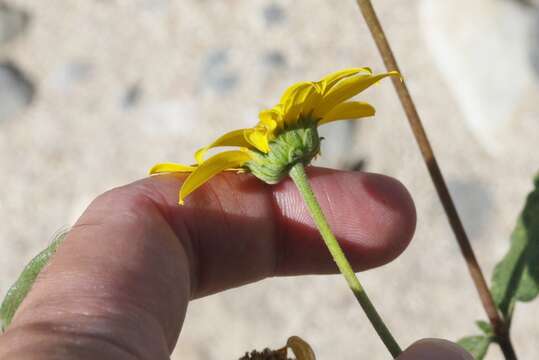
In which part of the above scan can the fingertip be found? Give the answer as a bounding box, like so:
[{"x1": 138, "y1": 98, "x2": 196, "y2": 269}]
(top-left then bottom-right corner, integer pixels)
[
  {"x1": 273, "y1": 169, "x2": 416, "y2": 273},
  {"x1": 398, "y1": 339, "x2": 473, "y2": 360},
  {"x1": 353, "y1": 172, "x2": 416, "y2": 267}
]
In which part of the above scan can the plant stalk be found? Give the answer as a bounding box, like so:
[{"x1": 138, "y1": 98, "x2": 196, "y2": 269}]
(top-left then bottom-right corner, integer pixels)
[
  {"x1": 354, "y1": 1, "x2": 517, "y2": 359},
  {"x1": 289, "y1": 163, "x2": 401, "y2": 358}
]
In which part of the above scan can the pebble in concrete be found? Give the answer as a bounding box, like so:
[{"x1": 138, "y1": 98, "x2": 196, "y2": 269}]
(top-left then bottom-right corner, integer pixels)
[
  {"x1": 0, "y1": 2, "x2": 30, "y2": 44},
  {"x1": 201, "y1": 49, "x2": 239, "y2": 94},
  {"x1": 47, "y1": 61, "x2": 93, "y2": 92},
  {"x1": 122, "y1": 83, "x2": 143, "y2": 109},
  {"x1": 262, "y1": 50, "x2": 287, "y2": 69},
  {"x1": 0, "y1": 62, "x2": 34, "y2": 122},
  {"x1": 262, "y1": 2, "x2": 286, "y2": 27}
]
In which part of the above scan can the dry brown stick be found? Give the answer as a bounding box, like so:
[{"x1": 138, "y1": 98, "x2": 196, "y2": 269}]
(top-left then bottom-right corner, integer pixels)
[{"x1": 354, "y1": 1, "x2": 517, "y2": 359}]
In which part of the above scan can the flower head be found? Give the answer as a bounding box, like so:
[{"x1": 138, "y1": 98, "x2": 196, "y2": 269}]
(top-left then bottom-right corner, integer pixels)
[{"x1": 150, "y1": 68, "x2": 398, "y2": 204}]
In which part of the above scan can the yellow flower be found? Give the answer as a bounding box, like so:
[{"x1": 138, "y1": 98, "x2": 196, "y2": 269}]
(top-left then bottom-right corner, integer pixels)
[{"x1": 150, "y1": 68, "x2": 398, "y2": 204}]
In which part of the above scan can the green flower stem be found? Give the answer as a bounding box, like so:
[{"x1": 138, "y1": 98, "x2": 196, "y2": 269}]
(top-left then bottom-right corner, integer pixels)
[{"x1": 289, "y1": 163, "x2": 401, "y2": 358}]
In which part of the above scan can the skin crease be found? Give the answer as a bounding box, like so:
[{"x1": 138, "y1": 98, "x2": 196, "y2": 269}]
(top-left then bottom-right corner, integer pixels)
[{"x1": 0, "y1": 168, "x2": 472, "y2": 359}]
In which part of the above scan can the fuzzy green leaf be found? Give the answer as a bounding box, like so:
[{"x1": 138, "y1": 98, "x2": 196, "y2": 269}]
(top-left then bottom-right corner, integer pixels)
[
  {"x1": 491, "y1": 175, "x2": 539, "y2": 320},
  {"x1": 0, "y1": 232, "x2": 67, "y2": 332},
  {"x1": 457, "y1": 335, "x2": 491, "y2": 360}
]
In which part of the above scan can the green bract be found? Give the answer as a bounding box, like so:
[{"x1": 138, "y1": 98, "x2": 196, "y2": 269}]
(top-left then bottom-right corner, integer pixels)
[{"x1": 246, "y1": 119, "x2": 321, "y2": 184}]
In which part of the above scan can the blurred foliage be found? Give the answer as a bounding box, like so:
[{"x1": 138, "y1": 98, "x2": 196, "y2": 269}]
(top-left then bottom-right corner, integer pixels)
[
  {"x1": 458, "y1": 174, "x2": 539, "y2": 358},
  {"x1": 0, "y1": 231, "x2": 66, "y2": 332}
]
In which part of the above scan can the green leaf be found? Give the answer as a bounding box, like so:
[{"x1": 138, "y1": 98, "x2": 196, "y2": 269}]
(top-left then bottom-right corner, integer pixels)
[
  {"x1": 0, "y1": 231, "x2": 67, "y2": 332},
  {"x1": 475, "y1": 320, "x2": 493, "y2": 336},
  {"x1": 491, "y1": 174, "x2": 539, "y2": 320},
  {"x1": 457, "y1": 335, "x2": 491, "y2": 360}
]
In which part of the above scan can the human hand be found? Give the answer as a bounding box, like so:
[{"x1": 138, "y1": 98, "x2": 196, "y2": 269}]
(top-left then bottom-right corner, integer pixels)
[{"x1": 0, "y1": 168, "x2": 471, "y2": 359}]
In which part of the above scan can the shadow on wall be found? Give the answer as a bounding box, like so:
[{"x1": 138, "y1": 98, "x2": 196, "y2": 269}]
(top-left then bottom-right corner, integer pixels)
[
  {"x1": 447, "y1": 179, "x2": 493, "y2": 241},
  {"x1": 530, "y1": 8, "x2": 539, "y2": 77},
  {"x1": 420, "y1": 0, "x2": 538, "y2": 154}
]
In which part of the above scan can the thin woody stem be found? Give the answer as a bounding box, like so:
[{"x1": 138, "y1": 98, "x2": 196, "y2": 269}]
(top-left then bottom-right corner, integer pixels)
[
  {"x1": 289, "y1": 163, "x2": 402, "y2": 358},
  {"x1": 354, "y1": 1, "x2": 517, "y2": 359}
]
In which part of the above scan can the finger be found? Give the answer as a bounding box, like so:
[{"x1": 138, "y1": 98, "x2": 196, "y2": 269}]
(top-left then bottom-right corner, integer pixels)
[
  {"x1": 398, "y1": 339, "x2": 473, "y2": 360},
  {"x1": 136, "y1": 167, "x2": 416, "y2": 296},
  {"x1": 0, "y1": 168, "x2": 415, "y2": 359}
]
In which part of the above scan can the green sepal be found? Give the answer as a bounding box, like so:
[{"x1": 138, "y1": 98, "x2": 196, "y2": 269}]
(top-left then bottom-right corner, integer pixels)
[
  {"x1": 246, "y1": 118, "x2": 321, "y2": 184},
  {"x1": 0, "y1": 231, "x2": 67, "y2": 332}
]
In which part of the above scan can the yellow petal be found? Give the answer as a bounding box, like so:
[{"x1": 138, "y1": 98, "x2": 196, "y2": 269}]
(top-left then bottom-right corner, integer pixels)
[
  {"x1": 298, "y1": 84, "x2": 323, "y2": 119},
  {"x1": 282, "y1": 103, "x2": 304, "y2": 126},
  {"x1": 272, "y1": 103, "x2": 284, "y2": 116},
  {"x1": 195, "y1": 129, "x2": 252, "y2": 164},
  {"x1": 149, "y1": 162, "x2": 197, "y2": 175},
  {"x1": 319, "y1": 67, "x2": 372, "y2": 93},
  {"x1": 244, "y1": 128, "x2": 270, "y2": 153},
  {"x1": 282, "y1": 82, "x2": 314, "y2": 117},
  {"x1": 179, "y1": 150, "x2": 251, "y2": 204},
  {"x1": 319, "y1": 101, "x2": 375, "y2": 125},
  {"x1": 279, "y1": 81, "x2": 312, "y2": 106},
  {"x1": 282, "y1": 83, "x2": 317, "y2": 125},
  {"x1": 259, "y1": 109, "x2": 281, "y2": 131},
  {"x1": 315, "y1": 71, "x2": 398, "y2": 117}
]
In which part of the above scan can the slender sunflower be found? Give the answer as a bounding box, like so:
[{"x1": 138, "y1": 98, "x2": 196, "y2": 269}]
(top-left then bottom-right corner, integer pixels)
[{"x1": 150, "y1": 68, "x2": 398, "y2": 204}]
